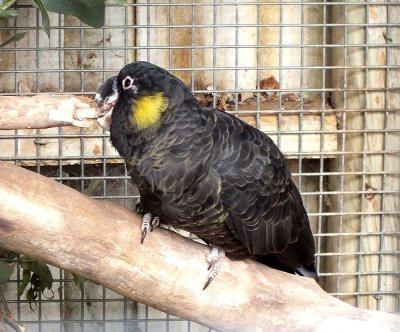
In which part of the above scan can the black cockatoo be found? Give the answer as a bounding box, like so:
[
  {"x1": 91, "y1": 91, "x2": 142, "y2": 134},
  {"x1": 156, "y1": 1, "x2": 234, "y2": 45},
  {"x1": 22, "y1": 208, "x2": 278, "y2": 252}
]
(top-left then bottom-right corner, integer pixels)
[{"x1": 95, "y1": 61, "x2": 318, "y2": 289}]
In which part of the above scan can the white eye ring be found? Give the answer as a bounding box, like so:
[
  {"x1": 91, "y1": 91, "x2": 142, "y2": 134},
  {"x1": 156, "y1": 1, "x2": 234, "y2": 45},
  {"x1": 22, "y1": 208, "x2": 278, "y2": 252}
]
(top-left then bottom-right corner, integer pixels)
[{"x1": 122, "y1": 75, "x2": 136, "y2": 91}]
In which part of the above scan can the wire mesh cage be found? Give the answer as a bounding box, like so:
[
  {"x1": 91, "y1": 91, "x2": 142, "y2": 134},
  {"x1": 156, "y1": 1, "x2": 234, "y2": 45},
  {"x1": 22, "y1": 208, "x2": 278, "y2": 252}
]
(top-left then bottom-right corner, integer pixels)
[{"x1": 0, "y1": 0, "x2": 399, "y2": 331}]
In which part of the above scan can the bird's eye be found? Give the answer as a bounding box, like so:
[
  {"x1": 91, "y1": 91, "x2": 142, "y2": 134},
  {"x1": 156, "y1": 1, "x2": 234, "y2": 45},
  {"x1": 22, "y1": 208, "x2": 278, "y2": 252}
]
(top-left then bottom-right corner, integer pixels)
[{"x1": 122, "y1": 76, "x2": 135, "y2": 91}]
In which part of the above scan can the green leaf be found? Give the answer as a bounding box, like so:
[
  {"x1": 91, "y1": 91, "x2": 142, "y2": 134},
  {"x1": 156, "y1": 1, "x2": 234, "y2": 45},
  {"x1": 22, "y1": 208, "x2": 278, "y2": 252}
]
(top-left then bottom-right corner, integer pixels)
[
  {"x1": 18, "y1": 256, "x2": 53, "y2": 290},
  {"x1": 32, "y1": 0, "x2": 50, "y2": 37},
  {"x1": 0, "y1": 0, "x2": 17, "y2": 11},
  {"x1": 26, "y1": 286, "x2": 38, "y2": 310},
  {"x1": 31, "y1": 272, "x2": 46, "y2": 293},
  {"x1": 0, "y1": 8, "x2": 18, "y2": 18},
  {"x1": 0, "y1": 32, "x2": 26, "y2": 47},
  {"x1": 0, "y1": 248, "x2": 19, "y2": 260},
  {"x1": 84, "y1": 179, "x2": 101, "y2": 196},
  {"x1": 0, "y1": 261, "x2": 15, "y2": 284},
  {"x1": 18, "y1": 256, "x2": 33, "y2": 271},
  {"x1": 18, "y1": 269, "x2": 31, "y2": 296},
  {"x1": 28, "y1": 261, "x2": 53, "y2": 289},
  {"x1": 41, "y1": 0, "x2": 105, "y2": 28},
  {"x1": 72, "y1": 273, "x2": 85, "y2": 289},
  {"x1": 18, "y1": 256, "x2": 32, "y2": 271},
  {"x1": 115, "y1": 0, "x2": 125, "y2": 5}
]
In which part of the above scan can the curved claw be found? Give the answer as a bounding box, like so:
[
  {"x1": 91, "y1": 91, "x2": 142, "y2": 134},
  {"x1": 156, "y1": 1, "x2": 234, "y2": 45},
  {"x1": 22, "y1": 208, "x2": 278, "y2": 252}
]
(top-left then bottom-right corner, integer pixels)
[
  {"x1": 203, "y1": 247, "x2": 225, "y2": 290},
  {"x1": 140, "y1": 213, "x2": 160, "y2": 244},
  {"x1": 203, "y1": 277, "x2": 213, "y2": 290},
  {"x1": 150, "y1": 216, "x2": 160, "y2": 232},
  {"x1": 141, "y1": 228, "x2": 148, "y2": 244},
  {"x1": 141, "y1": 213, "x2": 151, "y2": 244}
]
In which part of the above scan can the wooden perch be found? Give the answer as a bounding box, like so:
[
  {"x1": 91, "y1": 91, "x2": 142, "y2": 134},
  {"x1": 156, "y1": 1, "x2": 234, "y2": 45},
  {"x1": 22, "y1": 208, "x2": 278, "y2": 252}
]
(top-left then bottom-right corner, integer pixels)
[
  {"x1": 0, "y1": 162, "x2": 398, "y2": 331},
  {"x1": 0, "y1": 95, "x2": 98, "y2": 129}
]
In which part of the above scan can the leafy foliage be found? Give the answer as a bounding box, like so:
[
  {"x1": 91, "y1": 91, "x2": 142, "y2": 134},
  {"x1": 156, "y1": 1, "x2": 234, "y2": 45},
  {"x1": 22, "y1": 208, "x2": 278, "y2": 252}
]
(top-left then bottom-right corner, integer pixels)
[
  {"x1": 0, "y1": 32, "x2": 25, "y2": 47},
  {"x1": 0, "y1": 0, "x2": 116, "y2": 46},
  {"x1": 0, "y1": 251, "x2": 55, "y2": 309},
  {"x1": 72, "y1": 273, "x2": 85, "y2": 290},
  {"x1": 18, "y1": 256, "x2": 54, "y2": 309},
  {"x1": 0, "y1": 249, "x2": 18, "y2": 284},
  {"x1": 41, "y1": 0, "x2": 106, "y2": 29},
  {"x1": 0, "y1": 249, "x2": 86, "y2": 310},
  {"x1": 0, "y1": 7, "x2": 18, "y2": 19},
  {"x1": 32, "y1": 0, "x2": 50, "y2": 37}
]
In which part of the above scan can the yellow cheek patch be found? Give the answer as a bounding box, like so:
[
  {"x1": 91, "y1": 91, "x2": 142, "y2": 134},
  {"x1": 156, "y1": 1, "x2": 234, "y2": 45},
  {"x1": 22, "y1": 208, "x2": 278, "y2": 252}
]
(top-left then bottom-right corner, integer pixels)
[{"x1": 132, "y1": 92, "x2": 169, "y2": 130}]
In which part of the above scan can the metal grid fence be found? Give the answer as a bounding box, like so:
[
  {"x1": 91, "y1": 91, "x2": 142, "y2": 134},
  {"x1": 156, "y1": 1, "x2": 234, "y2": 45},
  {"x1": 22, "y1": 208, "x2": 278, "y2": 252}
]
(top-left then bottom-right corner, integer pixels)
[{"x1": 0, "y1": 1, "x2": 399, "y2": 331}]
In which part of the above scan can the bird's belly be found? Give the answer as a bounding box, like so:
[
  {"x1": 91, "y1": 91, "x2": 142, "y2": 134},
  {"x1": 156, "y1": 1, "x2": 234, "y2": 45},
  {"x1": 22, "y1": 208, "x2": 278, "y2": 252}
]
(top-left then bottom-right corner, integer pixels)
[
  {"x1": 161, "y1": 206, "x2": 251, "y2": 259},
  {"x1": 136, "y1": 176, "x2": 251, "y2": 258}
]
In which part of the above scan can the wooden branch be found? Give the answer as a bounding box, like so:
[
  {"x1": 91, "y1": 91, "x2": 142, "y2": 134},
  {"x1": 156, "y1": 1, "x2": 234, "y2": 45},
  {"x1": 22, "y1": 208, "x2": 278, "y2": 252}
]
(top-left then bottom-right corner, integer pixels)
[
  {"x1": 0, "y1": 95, "x2": 98, "y2": 129},
  {"x1": 0, "y1": 162, "x2": 398, "y2": 331}
]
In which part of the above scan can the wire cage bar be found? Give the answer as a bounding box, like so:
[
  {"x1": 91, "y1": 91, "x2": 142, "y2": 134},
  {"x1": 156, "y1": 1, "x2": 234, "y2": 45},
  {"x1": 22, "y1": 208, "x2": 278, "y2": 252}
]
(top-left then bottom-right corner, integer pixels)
[{"x1": 0, "y1": 1, "x2": 399, "y2": 331}]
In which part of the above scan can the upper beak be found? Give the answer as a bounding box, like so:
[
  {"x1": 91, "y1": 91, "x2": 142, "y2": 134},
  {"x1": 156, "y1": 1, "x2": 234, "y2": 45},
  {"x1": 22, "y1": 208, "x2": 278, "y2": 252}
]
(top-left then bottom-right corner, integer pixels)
[
  {"x1": 95, "y1": 94, "x2": 116, "y2": 117},
  {"x1": 95, "y1": 76, "x2": 119, "y2": 131}
]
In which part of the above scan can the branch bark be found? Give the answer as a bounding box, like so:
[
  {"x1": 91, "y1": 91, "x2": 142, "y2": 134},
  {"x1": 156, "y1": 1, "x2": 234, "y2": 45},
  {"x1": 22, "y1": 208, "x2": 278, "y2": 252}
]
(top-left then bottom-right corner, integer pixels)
[
  {"x1": 0, "y1": 95, "x2": 98, "y2": 129},
  {"x1": 0, "y1": 162, "x2": 398, "y2": 331}
]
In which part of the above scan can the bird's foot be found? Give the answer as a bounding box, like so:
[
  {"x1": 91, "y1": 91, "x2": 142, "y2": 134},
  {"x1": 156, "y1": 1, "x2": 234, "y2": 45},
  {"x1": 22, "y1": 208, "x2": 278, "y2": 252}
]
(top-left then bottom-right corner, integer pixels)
[
  {"x1": 141, "y1": 213, "x2": 160, "y2": 244},
  {"x1": 203, "y1": 247, "x2": 225, "y2": 290},
  {"x1": 135, "y1": 200, "x2": 145, "y2": 214}
]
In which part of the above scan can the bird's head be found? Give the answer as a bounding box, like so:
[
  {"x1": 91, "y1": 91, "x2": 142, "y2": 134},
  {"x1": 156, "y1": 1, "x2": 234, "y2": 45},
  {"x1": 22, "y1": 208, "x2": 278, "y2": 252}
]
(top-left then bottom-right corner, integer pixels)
[
  {"x1": 95, "y1": 61, "x2": 192, "y2": 133},
  {"x1": 95, "y1": 76, "x2": 118, "y2": 131},
  {"x1": 115, "y1": 61, "x2": 192, "y2": 132}
]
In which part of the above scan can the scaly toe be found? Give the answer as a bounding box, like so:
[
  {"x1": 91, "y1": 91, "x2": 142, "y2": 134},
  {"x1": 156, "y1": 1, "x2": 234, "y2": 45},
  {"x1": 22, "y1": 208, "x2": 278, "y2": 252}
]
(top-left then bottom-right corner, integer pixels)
[
  {"x1": 140, "y1": 213, "x2": 161, "y2": 243},
  {"x1": 204, "y1": 247, "x2": 225, "y2": 290},
  {"x1": 141, "y1": 213, "x2": 152, "y2": 244},
  {"x1": 206, "y1": 247, "x2": 220, "y2": 266},
  {"x1": 150, "y1": 216, "x2": 160, "y2": 232}
]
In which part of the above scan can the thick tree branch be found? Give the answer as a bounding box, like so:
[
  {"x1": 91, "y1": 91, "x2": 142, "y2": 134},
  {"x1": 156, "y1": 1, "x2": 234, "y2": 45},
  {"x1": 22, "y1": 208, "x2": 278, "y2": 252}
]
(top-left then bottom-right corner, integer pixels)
[{"x1": 0, "y1": 162, "x2": 398, "y2": 331}]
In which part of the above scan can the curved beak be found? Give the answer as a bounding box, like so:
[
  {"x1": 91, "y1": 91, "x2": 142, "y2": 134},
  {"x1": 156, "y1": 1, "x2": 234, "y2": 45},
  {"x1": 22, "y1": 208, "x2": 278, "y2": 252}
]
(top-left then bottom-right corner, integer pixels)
[{"x1": 95, "y1": 77, "x2": 119, "y2": 131}]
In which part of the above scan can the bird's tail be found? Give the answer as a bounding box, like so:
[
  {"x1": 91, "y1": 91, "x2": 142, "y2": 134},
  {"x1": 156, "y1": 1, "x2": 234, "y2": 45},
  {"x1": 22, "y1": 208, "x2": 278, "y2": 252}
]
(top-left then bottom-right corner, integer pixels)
[{"x1": 256, "y1": 256, "x2": 319, "y2": 283}]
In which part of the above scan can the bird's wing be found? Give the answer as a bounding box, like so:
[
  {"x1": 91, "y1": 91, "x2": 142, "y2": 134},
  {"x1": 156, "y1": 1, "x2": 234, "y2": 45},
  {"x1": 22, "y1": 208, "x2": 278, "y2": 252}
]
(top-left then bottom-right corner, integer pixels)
[{"x1": 214, "y1": 111, "x2": 312, "y2": 257}]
